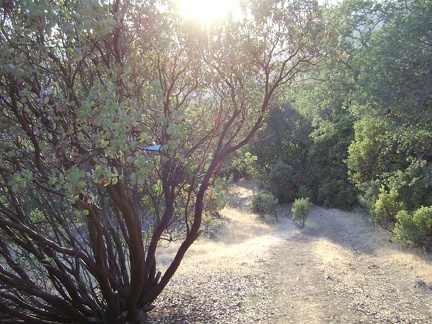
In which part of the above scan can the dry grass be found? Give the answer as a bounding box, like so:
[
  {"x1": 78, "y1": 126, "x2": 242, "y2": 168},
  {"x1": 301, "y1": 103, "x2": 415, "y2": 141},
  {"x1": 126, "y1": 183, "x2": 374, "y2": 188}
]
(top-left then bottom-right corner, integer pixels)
[
  {"x1": 156, "y1": 180, "x2": 281, "y2": 276},
  {"x1": 149, "y1": 181, "x2": 432, "y2": 323}
]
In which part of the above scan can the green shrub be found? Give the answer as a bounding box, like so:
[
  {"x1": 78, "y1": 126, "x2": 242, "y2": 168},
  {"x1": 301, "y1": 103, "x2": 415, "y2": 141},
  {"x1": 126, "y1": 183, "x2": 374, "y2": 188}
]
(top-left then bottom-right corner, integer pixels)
[
  {"x1": 369, "y1": 186, "x2": 404, "y2": 229},
  {"x1": 316, "y1": 180, "x2": 358, "y2": 210},
  {"x1": 394, "y1": 210, "x2": 418, "y2": 244},
  {"x1": 384, "y1": 160, "x2": 432, "y2": 211},
  {"x1": 292, "y1": 197, "x2": 312, "y2": 228},
  {"x1": 267, "y1": 162, "x2": 297, "y2": 203},
  {"x1": 394, "y1": 206, "x2": 432, "y2": 250},
  {"x1": 297, "y1": 185, "x2": 312, "y2": 199},
  {"x1": 231, "y1": 151, "x2": 259, "y2": 180},
  {"x1": 204, "y1": 179, "x2": 228, "y2": 216},
  {"x1": 251, "y1": 192, "x2": 278, "y2": 220},
  {"x1": 201, "y1": 178, "x2": 228, "y2": 237}
]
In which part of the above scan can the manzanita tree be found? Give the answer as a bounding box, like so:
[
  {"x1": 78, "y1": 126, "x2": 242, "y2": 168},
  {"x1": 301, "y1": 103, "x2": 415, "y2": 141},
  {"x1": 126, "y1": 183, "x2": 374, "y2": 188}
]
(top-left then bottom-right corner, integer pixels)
[{"x1": 0, "y1": 0, "x2": 329, "y2": 322}]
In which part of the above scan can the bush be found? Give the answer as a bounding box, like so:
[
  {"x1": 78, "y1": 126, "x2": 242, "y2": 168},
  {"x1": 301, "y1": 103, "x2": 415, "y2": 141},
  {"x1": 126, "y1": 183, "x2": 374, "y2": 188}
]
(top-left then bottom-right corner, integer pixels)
[
  {"x1": 267, "y1": 162, "x2": 297, "y2": 203},
  {"x1": 204, "y1": 178, "x2": 228, "y2": 216},
  {"x1": 394, "y1": 206, "x2": 432, "y2": 250},
  {"x1": 369, "y1": 186, "x2": 404, "y2": 229},
  {"x1": 297, "y1": 185, "x2": 313, "y2": 199},
  {"x1": 251, "y1": 192, "x2": 278, "y2": 220},
  {"x1": 292, "y1": 197, "x2": 312, "y2": 228},
  {"x1": 231, "y1": 151, "x2": 260, "y2": 180},
  {"x1": 385, "y1": 160, "x2": 432, "y2": 211},
  {"x1": 306, "y1": 114, "x2": 357, "y2": 210},
  {"x1": 316, "y1": 180, "x2": 358, "y2": 210}
]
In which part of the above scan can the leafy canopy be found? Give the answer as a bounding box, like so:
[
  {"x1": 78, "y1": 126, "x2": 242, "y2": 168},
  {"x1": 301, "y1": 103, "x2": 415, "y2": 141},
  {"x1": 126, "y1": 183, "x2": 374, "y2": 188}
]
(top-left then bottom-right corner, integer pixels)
[{"x1": 0, "y1": 0, "x2": 328, "y2": 322}]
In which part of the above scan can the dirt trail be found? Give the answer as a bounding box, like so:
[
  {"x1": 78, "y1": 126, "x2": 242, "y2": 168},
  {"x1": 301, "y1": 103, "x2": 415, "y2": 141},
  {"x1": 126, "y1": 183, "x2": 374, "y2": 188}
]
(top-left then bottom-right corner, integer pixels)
[
  {"x1": 270, "y1": 207, "x2": 432, "y2": 323},
  {"x1": 150, "y1": 181, "x2": 432, "y2": 323}
]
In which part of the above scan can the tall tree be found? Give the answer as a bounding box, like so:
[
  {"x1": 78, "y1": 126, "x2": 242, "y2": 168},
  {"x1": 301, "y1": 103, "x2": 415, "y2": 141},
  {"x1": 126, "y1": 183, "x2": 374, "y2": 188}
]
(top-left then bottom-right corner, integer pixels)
[
  {"x1": 252, "y1": 1, "x2": 359, "y2": 208},
  {"x1": 250, "y1": 103, "x2": 312, "y2": 173},
  {"x1": 342, "y1": 0, "x2": 432, "y2": 239},
  {"x1": 345, "y1": 0, "x2": 432, "y2": 200},
  {"x1": 0, "y1": 0, "x2": 329, "y2": 322}
]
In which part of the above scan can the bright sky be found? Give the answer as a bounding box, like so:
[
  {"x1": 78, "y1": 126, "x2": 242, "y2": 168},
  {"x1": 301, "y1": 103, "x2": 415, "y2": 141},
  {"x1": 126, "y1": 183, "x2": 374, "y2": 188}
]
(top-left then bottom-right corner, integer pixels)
[
  {"x1": 319, "y1": 0, "x2": 343, "y2": 4},
  {"x1": 177, "y1": 0, "x2": 239, "y2": 22},
  {"x1": 176, "y1": 0, "x2": 342, "y2": 23}
]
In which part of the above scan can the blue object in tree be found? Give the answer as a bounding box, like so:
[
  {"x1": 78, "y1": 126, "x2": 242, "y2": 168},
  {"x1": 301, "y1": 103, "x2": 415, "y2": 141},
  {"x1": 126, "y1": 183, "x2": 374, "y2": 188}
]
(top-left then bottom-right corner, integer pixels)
[{"x1": 141, "y1": 144, "x2": 162, "y2": 152}]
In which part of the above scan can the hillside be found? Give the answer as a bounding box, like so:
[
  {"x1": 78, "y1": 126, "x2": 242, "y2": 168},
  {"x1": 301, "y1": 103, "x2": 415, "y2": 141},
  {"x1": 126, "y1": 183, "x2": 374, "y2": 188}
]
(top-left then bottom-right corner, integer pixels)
[{"x1": 149, "y1": 181, "x2": 432, "y2": 323}]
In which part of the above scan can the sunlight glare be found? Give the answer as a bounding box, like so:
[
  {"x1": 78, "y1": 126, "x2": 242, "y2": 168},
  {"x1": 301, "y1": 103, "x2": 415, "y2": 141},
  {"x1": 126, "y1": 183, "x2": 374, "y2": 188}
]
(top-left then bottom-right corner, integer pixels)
[{"x1": 177, "y1": 0, "x2": 238, "y2": 22}]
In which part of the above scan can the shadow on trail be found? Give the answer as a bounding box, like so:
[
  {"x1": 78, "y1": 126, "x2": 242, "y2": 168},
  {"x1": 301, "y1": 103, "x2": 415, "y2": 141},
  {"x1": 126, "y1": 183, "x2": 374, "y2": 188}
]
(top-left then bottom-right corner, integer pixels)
[{"x1": 280, "y1": 206, "x2": 391, "y2": 256}]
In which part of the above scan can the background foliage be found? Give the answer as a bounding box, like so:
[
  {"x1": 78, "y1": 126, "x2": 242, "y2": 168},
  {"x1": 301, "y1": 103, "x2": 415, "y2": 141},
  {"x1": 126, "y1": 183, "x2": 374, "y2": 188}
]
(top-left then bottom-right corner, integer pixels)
[{"x1": 242, "y1": 0, "x2": 431, "y2": 249}]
